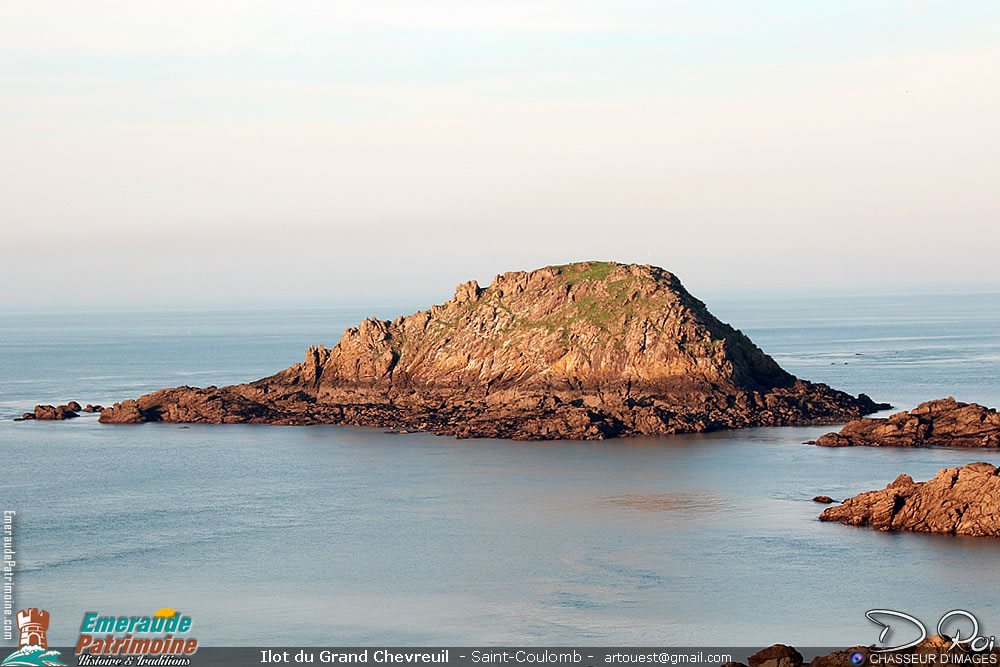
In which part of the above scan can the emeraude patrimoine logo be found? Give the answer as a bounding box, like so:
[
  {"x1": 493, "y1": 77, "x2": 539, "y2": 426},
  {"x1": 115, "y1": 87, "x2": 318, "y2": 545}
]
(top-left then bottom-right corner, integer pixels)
[
  {"x1": 76, "y1": 607, "x2": 199, "y2": 659},
  {"x1": 1, "y1": 608, "x2": 65, "y2": 667}
]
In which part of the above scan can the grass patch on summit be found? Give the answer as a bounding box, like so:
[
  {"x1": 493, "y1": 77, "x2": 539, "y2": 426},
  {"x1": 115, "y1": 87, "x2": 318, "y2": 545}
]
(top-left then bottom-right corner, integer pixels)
[{"x1": 552, "y1": 261, "x2": 617, "y2": 286}]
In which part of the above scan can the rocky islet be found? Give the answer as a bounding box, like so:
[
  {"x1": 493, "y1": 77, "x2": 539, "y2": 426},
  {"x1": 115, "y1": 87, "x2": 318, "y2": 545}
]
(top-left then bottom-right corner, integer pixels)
[{"x1": 89, "y1": 262, "x2": 885, "y2": 439}]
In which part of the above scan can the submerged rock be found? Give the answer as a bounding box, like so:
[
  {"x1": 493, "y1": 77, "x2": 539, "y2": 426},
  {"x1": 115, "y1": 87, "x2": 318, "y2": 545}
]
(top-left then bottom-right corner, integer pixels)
[
  {"x1": 97, "y1": 262, "x2": 886, "y2": 439},
  {"x1": 820, "y1": 462, "x2": 1000, "y2": 537},
  {"x1": 813, "y1": 397, "x2": 1000, "y2": 448}
]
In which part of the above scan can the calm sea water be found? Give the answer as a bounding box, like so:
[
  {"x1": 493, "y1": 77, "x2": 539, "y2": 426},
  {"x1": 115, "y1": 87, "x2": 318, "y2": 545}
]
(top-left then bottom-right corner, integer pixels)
[{"x1": 2, "y1": 292, "x2": 1000, "y2": 647}]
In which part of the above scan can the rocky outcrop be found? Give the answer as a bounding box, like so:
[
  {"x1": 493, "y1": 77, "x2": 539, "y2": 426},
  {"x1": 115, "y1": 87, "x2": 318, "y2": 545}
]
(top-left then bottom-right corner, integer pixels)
[
  {"x1": 14, "y1": 401, "x2": 100, "y2": 421},
  {"x1": 813, "y1": 398, "x2": 1000, "y2": 448},
  {"x1": 748, "y1": 645, "x2": 803, "y2": 667},
  {"x1": 97, "y1": 262, "x2": 886, "y2": 439},
  {"x1": 819, "y1": 462, "x2": 1000, "y2": 537},
  {"x1": 28, "y1": 404, "x2": 80, "y2": 420}
]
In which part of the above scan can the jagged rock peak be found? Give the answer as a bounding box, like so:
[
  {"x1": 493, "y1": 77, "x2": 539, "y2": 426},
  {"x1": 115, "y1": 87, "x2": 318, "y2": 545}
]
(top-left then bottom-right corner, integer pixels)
[{"x1": 280, "y1": 261, "x2": 795, "y2": 396}]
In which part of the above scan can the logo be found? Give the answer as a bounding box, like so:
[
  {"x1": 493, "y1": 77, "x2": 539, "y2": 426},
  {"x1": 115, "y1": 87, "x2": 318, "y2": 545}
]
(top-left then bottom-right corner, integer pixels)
[
  {"x1": 1, "y1": 608, "x2": 65, "y2": 667},
  {"x1": 76, "y1": 607, "x2": 199, "y2": 663},
  {"x1": 850, "y1": 652, "x2": 866, "y2": 665}
]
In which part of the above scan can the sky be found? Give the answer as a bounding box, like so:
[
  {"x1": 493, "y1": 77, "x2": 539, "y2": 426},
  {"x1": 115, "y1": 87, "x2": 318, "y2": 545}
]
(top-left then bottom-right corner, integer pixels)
[{"x1": 2, "y1": 1, "x2": 999, "y2": 310}]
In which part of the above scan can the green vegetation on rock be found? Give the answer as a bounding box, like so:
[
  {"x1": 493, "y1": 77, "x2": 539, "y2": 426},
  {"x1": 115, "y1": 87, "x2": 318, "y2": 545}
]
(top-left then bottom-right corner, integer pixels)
[{"x1": 550, "y1": 261, "x2": 617, "y2": 285}]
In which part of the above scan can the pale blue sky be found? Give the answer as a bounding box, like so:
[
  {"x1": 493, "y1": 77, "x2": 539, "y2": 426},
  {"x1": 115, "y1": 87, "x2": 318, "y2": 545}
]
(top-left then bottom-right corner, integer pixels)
[{"x1": 2, "y1": 1, "x2": 999, "y2": 309}]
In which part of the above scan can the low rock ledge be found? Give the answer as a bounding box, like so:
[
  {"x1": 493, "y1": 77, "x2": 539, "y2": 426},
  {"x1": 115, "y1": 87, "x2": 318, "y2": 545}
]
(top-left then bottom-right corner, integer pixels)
[
  {"x1": 819, "y1": 462, "x2": 1000, "y2": 537},
  {"x1": 812, "y1": 398, "x2": 1000, "y2": 448}
]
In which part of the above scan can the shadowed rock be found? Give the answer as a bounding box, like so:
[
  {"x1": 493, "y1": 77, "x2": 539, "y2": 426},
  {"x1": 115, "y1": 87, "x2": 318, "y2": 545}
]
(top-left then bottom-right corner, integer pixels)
[{"x1": 95, "y1": 262, "x2": 886, "y2": 439}]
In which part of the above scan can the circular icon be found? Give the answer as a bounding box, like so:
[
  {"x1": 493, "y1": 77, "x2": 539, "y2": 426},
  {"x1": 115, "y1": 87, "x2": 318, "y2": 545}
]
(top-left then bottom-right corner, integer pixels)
[{"x1": 850, "y1": 652, "x2": 865, "y2": 665}]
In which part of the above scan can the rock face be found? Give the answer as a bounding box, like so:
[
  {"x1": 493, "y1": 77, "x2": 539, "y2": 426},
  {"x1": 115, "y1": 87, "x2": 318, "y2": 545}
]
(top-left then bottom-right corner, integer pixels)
[
  {"x1": 819, "y1": 462, "x2": 1000, "y2": 537},
  {"x1": 813, "y1": 398, "x2": 1000, "y2": 448},
  {"x1": 98, "y1": 262, "x2": 885, "y2": 439}
]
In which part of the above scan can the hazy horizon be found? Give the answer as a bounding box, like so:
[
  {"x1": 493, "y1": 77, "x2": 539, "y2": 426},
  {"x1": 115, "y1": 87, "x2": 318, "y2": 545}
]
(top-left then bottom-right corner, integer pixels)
[
  {"x1": 3, "y1": 1, "x2": 998, "y2": 311},
  {"x1": 4, "y1": 272, "x2": 999, "y2": 317}
]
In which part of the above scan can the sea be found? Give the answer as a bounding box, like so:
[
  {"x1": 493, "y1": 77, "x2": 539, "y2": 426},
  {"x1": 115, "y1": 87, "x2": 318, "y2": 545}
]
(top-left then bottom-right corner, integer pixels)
[{"x1": 2, "y1": 292, "x2": 1000, "y2": 648}]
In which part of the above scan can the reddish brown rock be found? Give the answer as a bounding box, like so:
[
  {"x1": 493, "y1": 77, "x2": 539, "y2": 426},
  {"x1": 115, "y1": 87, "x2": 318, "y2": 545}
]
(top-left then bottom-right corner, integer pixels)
[
  {"x1": 819, "y1": 462, "x2": 1000, "y2": 537},
  {"x1": 812, "y1": 495, "x2": 834, "y2": 504},
  {"x1": 83, "y1": 404, "x2": 104, "y2": 413},
  {"x1": 33, "y1": 404, "x2": 79, "y2": 420},
  {"x1": 66, "y1": 401, "x2": 82, "y2": 411},
  {"x1": 813, "y1": 398, "x2": 1000, "y2": 448},
  {"x1": 101, "y1": 399, "x2": 146, "y2": 424},
  {"x1": 98, "y1": 262, "x2": 886, "y2": 439},
  {"x1": 749, "y1": 645, "x2": 803, "y2": 667}
]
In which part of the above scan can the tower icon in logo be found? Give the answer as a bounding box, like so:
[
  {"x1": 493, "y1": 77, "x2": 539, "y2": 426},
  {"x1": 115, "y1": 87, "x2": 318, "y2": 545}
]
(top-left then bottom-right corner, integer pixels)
[
  {"x1": 1, "y1": 608, "x2": 64, "y2": 666},
  {"x1": 16, "y1": 609, "x2": 49, "y2": 649}
]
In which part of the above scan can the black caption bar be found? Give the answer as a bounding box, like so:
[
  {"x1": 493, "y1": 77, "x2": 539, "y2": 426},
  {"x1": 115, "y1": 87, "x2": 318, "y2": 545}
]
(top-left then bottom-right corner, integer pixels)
[{"x1": 37, "y1": 646, "x2": 869, "y2": 667}]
